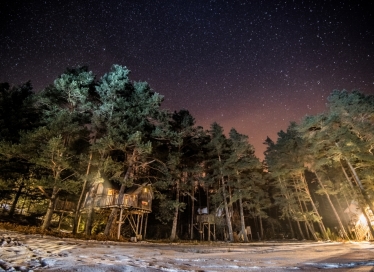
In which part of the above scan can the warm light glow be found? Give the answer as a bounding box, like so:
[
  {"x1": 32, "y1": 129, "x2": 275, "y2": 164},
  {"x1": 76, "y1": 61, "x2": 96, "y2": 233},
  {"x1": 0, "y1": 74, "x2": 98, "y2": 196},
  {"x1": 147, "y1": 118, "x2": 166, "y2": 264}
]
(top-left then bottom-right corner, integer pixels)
[
  {"x1": 144, "y1": 188, "x2": 148, "y2": 192},
  {"x1": 358, "y1": 213, "x2": 367, "y2": 225}
]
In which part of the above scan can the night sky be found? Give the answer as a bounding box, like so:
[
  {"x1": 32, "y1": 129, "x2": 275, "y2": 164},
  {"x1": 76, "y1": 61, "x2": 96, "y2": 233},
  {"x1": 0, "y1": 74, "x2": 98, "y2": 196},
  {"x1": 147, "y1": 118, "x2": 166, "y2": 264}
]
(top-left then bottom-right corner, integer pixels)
[{"x1": 1, "y1": 0, "x2": 373, "y2": 159}]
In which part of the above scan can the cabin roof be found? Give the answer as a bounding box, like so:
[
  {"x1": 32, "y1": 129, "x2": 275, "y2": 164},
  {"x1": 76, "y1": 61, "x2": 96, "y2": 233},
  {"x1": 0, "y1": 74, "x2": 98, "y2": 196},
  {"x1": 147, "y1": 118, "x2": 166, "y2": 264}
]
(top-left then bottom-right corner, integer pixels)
[{"x1": 125, "y1": 183, "x2": 153, "y2": 198}]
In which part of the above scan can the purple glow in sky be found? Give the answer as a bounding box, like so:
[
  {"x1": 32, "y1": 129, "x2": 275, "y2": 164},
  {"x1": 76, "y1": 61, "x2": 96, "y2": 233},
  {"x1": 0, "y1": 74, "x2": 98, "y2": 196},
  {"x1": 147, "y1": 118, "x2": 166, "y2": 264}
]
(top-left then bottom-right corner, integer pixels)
[{"x1": 1, "y1": 0, "x2": 373, "y2": 158}]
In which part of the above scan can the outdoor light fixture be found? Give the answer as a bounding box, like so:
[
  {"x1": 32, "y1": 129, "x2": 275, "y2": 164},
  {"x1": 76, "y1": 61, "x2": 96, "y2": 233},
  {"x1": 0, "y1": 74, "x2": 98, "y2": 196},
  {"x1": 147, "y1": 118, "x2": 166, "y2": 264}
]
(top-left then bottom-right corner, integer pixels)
[{"x1": 358, "y1": 214, "x2": 366, "y2": 225}]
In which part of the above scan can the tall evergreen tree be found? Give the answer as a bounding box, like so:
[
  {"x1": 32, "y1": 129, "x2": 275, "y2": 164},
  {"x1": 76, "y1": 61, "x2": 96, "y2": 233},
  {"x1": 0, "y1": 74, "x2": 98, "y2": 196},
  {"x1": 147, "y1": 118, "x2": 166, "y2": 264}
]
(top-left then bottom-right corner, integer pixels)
[
  {"x1": 205, "y1": 123, "x2": 234, "y2": 242},
  {"x1": 152, "y1": 109, "x2": 201, "y2": 240},
  {"x1": 265, "y1": 123, "x2": 327, "y2": 240},
  {"x1": 14, "y1": 67, "x2": 96, "y2": 230},
  {"x1": 92, "y1": 65, "x2": 164, "y2": 237},
  {"x1": 0, "y1": 81, "x2": 41, "y2": 217},
  {"x1": 225, "y1": 128, "x2": 263, "y2": 242},
  {"x1": 298, "y1": 90, "x2": 374, "y2": 238}
]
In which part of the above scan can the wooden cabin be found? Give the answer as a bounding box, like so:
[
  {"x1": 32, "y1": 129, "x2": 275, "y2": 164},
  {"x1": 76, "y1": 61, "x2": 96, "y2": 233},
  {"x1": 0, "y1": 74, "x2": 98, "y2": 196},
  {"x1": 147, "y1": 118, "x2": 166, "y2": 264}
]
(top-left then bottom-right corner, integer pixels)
[
  {"x1": 84, "y1": 182, "x2": 153, "y2": 240},
  {"x1": 196, "y1": 213, "x2": 216, "y2": 241},
  {"x1": 84, "y1": 183, "x2": 152, "y2": 211},
  {"x1": 195, "y1": 207, "x2": 229, "y2": 241},
  {"x1": 54, "y1": 198, "x2": 76, "y2": 213}
]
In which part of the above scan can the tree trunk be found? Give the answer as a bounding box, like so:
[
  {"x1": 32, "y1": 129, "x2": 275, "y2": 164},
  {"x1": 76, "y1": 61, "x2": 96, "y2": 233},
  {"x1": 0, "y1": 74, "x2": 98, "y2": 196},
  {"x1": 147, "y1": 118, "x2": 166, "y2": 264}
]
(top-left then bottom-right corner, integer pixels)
[
  {"x1": 296, "y1": 220, "x2": 305, "y2": 240},
  {"x1": 304, "y1": 221, "x2": 310, "y2": 240},
  {"x1": 85, "y1": 183, "x2": 100, "y2": 235},
  {"x1": 336, "y1": 142, "x2": 374, "y2": 215},
  {"x1": 222, "y1": 178, "x2": 234, "y2": 242},
  {"x1": 346, "y1": 159, "x2": 374, "y2": 215},
  {"x1": 292, "y1": 178, "x2": 311, "y2": 240},
  {"x1": 190, "y1": 185, "x2": 195, "y2": 240},
  {"x1": 339, "y1": 161, "x2": 374, "y2": 238},
  {"x1": 278, "y1": 177, "x2": 301, "y2": 239},
  {"x1": 73, "y1": 152, "x2": 92, "y2": 234},
  {"x1": 217, "y1": 153, "x2": 234, "y2": 242},
  {"x1": 287, "y1": 216, "x2": 295, "y2": 239},
  {"x1": 304, "y1": 217, "x2": 318, "y2": 240},
  {"x1": 104, "y1": 161, "x2": 133, "y2": 237},
  {"x1": 9, "y1": 182, "x2": 24, "y2": 217},
  {"x1": 314, "y1": 170, "x2": 350, "y2": 240},
  {"x1": 41, "y1": 186, "x2": 59, "y2": 231},
  {"x1": 270, "y1": 220, "x2": 275, "y2": 238},
  {"x1": 170, "y1": 180, "x2": 180, "y2": 241},
  {"x1": 300, "y1": 173, "x2": 329, "y2": 240},
  {"x1": 238, "y1": 192, "x2": 249, "y2": 242},
  {"x1": 259, "y1": 214, "x2": 264, "y2": 239},
  {"x1": 340, "y1": 161, "x2": 355, "y2": 192}
]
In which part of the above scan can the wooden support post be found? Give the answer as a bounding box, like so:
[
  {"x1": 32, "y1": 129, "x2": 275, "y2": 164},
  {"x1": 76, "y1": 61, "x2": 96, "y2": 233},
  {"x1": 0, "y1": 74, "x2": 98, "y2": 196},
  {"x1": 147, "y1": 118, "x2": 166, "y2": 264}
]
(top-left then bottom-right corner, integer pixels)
[
  {"x1": 139, "y1": 214, "x2": 144, "y2": 240},
  {"x1": 136, "y1": 213, "x2": 140, "y2": 237},
  {"x1": 208, "y1": 222, "x2": 211, "y2": 241},
  {"x1": 143, "y1": 213, "x2": 148, "y2": 239},
  {"x1": 199, "y1": 222, "x2": 202, "y2": 241},
  {"x1": 57, "y1": 212, "x2": 64, "y2": 230},
  {"x1": 117, "y1": 207, "x2": 123, "y2": 240},
  {"x1": 77, "y1": 215, "x2": 81, "y2": 233},
  {"x1": 214, "y1": 223, "x2": 216, "y2": 241},
  {"x1": 27, "y1": 199, "x2": 32, "y2": 213},
  {"x1": 127, "y1": 214, "x2": 138, "y2": 233},
  {"x1": 203, "y1": 223, "x2": 205, "y2": 241}
]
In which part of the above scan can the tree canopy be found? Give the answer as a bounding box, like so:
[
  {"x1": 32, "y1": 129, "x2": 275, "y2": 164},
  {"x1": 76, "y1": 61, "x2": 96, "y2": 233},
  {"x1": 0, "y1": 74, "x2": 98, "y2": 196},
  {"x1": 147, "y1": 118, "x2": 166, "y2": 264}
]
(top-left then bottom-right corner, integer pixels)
[{"x1": 1, "y1": 66, "x2": 373, "y2": 243}]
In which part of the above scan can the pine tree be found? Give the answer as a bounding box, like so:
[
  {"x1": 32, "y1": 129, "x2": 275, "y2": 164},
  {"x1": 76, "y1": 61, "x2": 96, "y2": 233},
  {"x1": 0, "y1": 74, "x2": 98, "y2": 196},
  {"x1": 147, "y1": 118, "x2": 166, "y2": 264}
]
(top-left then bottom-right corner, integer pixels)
[
  {"x1": 152, "y1": 110, "x2": 203, "y2": 240},
  {"x1": 297, "y1": 90, "x2": 374, "y2": 238},
  {"x1": 265, "y1": 123, "x2": 327, "y2": 240},
  {"x1": 0, "y1": 81, "x2": 40, "y2": 217},
  {"x1": 16, "y1": 67, "x2": 96, "y2": 230},
  {"x1": 92, "y1": 65, "x2": 164, "y2": 237},
  {"x1": 205, "y1": 123, "x2": 234, "y2": 242},
  {"x1": 224, "y1": 128, "x2": 262, "y2": 242}
]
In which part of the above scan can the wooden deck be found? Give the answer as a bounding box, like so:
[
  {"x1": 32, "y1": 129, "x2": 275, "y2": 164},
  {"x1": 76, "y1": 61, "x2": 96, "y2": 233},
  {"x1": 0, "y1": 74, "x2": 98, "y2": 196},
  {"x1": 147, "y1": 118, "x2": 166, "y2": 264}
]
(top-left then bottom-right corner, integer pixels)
[{"x1": 85, "y1": 194, "x2": 151, "y2": 212}]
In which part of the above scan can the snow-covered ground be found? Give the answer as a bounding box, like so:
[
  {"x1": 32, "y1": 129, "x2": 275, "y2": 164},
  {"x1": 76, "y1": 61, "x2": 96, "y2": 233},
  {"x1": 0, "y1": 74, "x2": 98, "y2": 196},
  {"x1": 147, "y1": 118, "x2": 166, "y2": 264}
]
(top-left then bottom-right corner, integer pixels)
[{"x1": 1, "y1": 229, "x2": 374, "y2": 272}]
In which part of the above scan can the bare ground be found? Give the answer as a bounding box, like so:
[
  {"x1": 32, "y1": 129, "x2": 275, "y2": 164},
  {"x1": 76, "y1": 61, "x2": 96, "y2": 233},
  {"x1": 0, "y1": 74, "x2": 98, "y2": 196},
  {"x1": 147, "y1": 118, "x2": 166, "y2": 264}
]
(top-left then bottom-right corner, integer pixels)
[{"x1": 1, "y1": 229, "x2": 374, "y2": 272}]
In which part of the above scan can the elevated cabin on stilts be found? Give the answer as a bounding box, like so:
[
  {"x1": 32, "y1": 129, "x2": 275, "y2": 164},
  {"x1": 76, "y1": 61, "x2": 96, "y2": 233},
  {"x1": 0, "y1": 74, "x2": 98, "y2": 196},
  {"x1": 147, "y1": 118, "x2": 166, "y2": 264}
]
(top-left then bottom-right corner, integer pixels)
[
  {"x1": 84, "y1": 182, "x2": 153, "y2": 240},
  {"x1": 53, "y1": 197, "x2": 77, "y2": 230},
  {"x1": 195, "y1": 207, "x2": 227, "y2": 241},
  {"x1": 196, "y1": 213, "x2": 216, "y2": 241}
]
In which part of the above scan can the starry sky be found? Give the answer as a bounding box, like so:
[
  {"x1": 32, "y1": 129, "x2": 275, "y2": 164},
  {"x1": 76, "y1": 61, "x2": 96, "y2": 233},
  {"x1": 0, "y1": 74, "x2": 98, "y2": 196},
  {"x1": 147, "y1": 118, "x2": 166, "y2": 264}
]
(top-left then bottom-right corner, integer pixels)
[{"x1": 1, "y1": 0, "x2": 373, "y2": 159}]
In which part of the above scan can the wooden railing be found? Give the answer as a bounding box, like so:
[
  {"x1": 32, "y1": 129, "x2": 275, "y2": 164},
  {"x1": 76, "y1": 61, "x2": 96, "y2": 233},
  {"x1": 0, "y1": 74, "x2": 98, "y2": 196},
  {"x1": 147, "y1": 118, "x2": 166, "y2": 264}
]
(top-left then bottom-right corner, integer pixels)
[
  {"x1": 85, "y1": 194, "x2": 151, "y2": 211},
  {"x1": 196, "y1": 214, "x2": 215, "y2": 223},
  {"x1": 54, "y1": 199, "x2": 76, "y2": 212},
  {"x1": 196, "y1": 214, "x2": 226, "y2": 225}
]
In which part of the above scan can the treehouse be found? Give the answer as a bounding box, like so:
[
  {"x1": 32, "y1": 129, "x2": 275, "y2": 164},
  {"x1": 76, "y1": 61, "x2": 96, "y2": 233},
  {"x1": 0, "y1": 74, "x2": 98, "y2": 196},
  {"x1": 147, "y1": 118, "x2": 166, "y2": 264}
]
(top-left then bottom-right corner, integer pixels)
[
  {"x1": 84, "y1": 182, "x2": 153, "y2": 240},
  {"x1": 54, "y1": 198, "x2": 76, "y2": 213},
  {"x1": 51, "y1": 197, "x2": 77, "y2": 230},
  {"x1": 196, "y1": 212, "x2": 216, "y2": 241},
  {"x1": 195, "y1": 207, "x2": 226, "y2": 241}
]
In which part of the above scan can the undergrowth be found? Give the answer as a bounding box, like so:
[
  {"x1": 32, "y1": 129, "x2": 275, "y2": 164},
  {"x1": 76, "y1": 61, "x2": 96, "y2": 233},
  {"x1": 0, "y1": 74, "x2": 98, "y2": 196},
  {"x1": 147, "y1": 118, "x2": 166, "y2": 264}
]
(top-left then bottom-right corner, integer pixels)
[{"x1": 0, "y1": 222, "x2": 127, "y2": 242}]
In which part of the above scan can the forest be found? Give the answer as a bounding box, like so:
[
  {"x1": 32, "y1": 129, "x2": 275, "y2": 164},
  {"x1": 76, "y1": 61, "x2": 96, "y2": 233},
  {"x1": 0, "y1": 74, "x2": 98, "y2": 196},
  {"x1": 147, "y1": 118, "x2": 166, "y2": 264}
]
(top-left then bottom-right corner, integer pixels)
[{"x1": 0, "y1": 64, "x2": 373, "y2": 243}]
